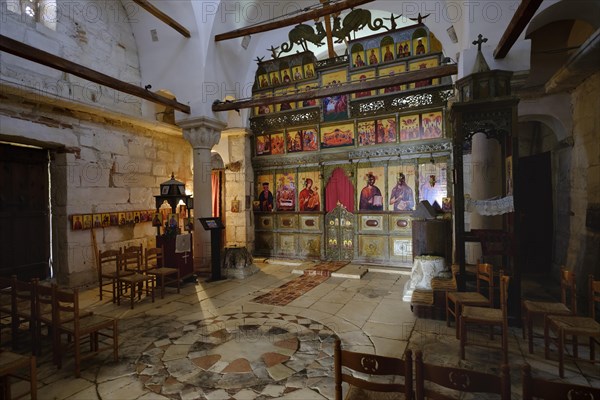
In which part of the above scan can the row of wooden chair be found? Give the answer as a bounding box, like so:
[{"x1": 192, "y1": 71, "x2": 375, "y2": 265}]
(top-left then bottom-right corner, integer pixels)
[
  {"x1": 521, "y1": 269, "x2": 600, "y2": 377},
  {"x1": 0, "y1": 276, "x2": 118, "y2": 378},
  {"x1": 445, "y1": 265, "x2": 511, "y2": 363},
  {"x1": 334, "y1": 338, "x2": 600, "y2": 399},
  {"x1": 98, "y1": 245, "x2": 180, "y2": 309}
]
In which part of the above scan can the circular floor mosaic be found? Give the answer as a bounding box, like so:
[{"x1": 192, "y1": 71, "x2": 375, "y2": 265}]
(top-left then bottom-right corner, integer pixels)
[{"x1": 136, "y1": 312, "x2": 338, "y2": 397}]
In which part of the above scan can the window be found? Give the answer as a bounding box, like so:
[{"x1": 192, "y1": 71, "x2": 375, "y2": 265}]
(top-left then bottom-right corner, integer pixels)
[{"x1": 6, "y1": 0, "x2": 57, "y2": 30}]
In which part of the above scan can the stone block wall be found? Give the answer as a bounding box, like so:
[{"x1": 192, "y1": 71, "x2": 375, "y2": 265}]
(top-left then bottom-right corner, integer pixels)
[
  {"x1": 569, "y1": 71, "x2": 600, "y2": 291},
  {"x1": 1, "y1": 0, "x2": 142, "y2": 117}
]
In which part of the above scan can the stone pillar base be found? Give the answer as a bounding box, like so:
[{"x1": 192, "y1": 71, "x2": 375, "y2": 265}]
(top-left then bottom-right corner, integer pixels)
[
  {"x1": 223, "y1": 247, "x2": 259, "y2": 279},
  {"x1": 403, "y1": 255, "x2": 446, "y2": 302}
]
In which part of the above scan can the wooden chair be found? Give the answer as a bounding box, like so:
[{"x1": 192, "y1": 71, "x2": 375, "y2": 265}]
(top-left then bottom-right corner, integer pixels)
[
  {"x1": 446, "y1": 263, "x2": 495, "y2": 338},
  {"x1": 11, "y1": 277, "x2": 37, "y2": 353},
  {"x1": 0, "y1": 351, "x2": 37, "y2": 400},
  {"x1": 460, "y1": 274, "x2": 510, "y2": 364},
  {"x1": 521, "y1": 363, "x2": 600, "y2": 399},
  {"x1": 116, "y1": 250, "x2": 155, "y2": 309},
  {"x1": 0, "y1": 276, "x2": 14, "y2": 346},
  {"x1": 145, "y1": 246, "x2": 180, "y2": 299},
  {"x1": 334, "y1": 338, "x2": 413, "y2": 400},
  {"x1": 98, "y1": 248, "x2": 131, "y2": 302},
  {"x1": 33, "y1": 282, "x2": 55, "y2": 361},
  {"x1": 545, "y1": 274, "x2": 600, "y2": 378},
  {"x1": 54, "y1": 286, "x2": 118, "y2": 378},
  {"x1": 415, "y1": 350, "x2": 510, "y2": 400},
  {"x1": 522, "y1": 267, "x2": 576, "y2": 353}
]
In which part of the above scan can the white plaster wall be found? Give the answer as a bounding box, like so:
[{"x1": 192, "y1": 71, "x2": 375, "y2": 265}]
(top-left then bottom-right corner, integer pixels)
[{"x1": 0, "y1": 0, "x2": 142, "y2": 116}]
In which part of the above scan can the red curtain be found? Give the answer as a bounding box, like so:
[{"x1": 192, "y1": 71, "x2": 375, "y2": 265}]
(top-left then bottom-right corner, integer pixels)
[
  {"x1": 325, "y1": 167, "x2": 355, "y2": 212},
  {"x1": 211, "y1": 171, "x2": 220, "y2": 217}
]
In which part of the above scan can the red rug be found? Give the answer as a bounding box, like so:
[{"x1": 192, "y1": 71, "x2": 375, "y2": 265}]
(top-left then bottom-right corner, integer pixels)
[{"x1": 252, "y1": 261, "x2": 349, "y2": 306}]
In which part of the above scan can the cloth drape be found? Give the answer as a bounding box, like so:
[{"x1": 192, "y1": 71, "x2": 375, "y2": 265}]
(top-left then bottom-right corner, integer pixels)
[
  {"x1": 211, "y1": 171, "x2": 220, "y2": 217},
  {"x1": 325, "y1": 168, "x2": 355, "y2": 212}
]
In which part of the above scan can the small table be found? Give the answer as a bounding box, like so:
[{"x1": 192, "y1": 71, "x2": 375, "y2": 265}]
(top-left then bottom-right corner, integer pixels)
[{"x1": 403, "y1": 255, "x2": 446, "y2": 302}]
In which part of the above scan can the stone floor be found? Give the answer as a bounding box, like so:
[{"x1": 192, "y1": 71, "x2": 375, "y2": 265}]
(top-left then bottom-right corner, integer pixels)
[{"x1": 3, "y1": 259, "x2": 599, "y2": 399}]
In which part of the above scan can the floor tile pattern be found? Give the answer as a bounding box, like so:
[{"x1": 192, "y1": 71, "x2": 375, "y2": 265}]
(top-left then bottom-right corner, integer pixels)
[
  {"x1": 135, "y1": 311, "x2": 337, "y2": 399},
  {"x1": 303, "y1": 261, "x2": 350, "y2": 277}
]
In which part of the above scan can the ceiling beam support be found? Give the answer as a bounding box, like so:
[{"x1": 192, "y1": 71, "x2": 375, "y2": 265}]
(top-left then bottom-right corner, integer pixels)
[
  {"x1": 132, "y1": 0, "x2": 190, "y2": 38},
  {"x1": 212, "y1": 64, "x2": 457, "y2": 112},
  {"x1": 494, "y1": 0, "x2": 543, "y2": 59},
  {"x1": 0, "y1": 35, "x2": 190, "y2": 114},
  {"x1": 214, "y1": 0, "x2": 375, "y2": 42}
]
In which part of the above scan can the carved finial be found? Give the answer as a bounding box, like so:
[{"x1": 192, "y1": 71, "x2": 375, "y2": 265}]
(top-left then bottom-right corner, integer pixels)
[
  {"x1": 267, "y1": 45, "x2": 280, "y2": 59},
  {"x1": 171, "y1": 172, "x2": 175, "y2": 179},
  {"x1": 384, "y1": 13, "x2": 402, "y2": 30},
  {"x1": 473, "y1": 34, "x2": 488, "y2": 52},
  {"x1": 409, "y1": 13, "x2": 430, "y2": 24},
  {"x1": 254, "y1": 56, "x2": 265, "y2": 64}
]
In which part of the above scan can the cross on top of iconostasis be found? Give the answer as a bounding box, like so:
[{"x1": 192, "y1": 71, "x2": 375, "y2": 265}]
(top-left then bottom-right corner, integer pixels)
[{"x1": 473, "y1": 34, "x2": 488, "y2": 51}]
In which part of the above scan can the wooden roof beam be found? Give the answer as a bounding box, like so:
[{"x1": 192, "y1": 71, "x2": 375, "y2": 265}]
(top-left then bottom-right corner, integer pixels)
[
  {"x1": 214, "y1": 0, "x2": 375, "y2": 42},
  {"x1": 494, "y1": 0, "x2": 544, "y2": 59},
  {"x1": 212, "y1": 64, "x2": 457, "y2": 111},
  {"x1": 0, "y1": 35, "x2": 190, "y2": 114},
  {"x1": 132, "y1": 0, "x2": 190, "y2": 38}
]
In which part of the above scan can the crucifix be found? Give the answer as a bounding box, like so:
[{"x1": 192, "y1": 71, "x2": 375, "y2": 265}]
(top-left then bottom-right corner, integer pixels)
[
  {"x1": 320, "y1": 0, "x2": 338, "y2": 58},
  {"x1": 473, "y1": 34, "x2": 488, "y2": 51}
]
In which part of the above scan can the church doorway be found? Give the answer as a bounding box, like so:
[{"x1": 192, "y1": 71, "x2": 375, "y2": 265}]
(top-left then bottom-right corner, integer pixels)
[
  {"x1": 0, "y1": 143, "x2": 51, "y2": 280},
  {"x1": 518, "y1": 152, "x2": 553, "y2": 274}
]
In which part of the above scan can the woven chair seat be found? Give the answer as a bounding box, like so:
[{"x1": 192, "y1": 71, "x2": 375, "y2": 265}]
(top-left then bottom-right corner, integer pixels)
[
  {"x1": 447, "y1": 292, "x2": 488, "y2": 305},
  {"x1": 431, "y1": 277, "x2": 456, "y2": 291},
  {"x1": 523, "y1": 300, "x2": 570, "y2": 314},
  {"x1": 412, "y1": 290, "x2": 434, "y2": 305},
  {"x1": 346, "y1": 387, "x2": 407, "y2": 400},
  {"x1": 60, "y1": 314, "x2": 115, "y2": 334},
  {"x1": 119, "y1": 273, "x2": 153, "y2": 284},
  {"x1": 462, "y1": 305, "x2": 502, "y2": 322},
  {"x1": 148, "y1": 267, "x2": 178, "y2": 275},
  {"x1": 548, "y1": 315, "x2": 600, "y2": 336}
]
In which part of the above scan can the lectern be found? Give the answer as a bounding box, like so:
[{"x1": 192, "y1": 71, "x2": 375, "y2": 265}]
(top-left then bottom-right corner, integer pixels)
[{"x1": 198, "y1": 217, "x2": 225, "y2": 282}]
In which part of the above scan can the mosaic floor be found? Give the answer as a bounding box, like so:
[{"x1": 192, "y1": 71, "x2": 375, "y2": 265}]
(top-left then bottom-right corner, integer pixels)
[{"x1": 3, "y1": 259, "x2": 599, "y2": 399}]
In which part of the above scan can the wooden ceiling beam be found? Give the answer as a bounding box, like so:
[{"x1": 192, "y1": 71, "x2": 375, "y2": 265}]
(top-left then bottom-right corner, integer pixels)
[
  {"x1": 212, "y1": 64, "x2": 457, "y2": 111},
  {"x1": 132, "y1": 0, "x2": 190, "y2": 38},
  {"x1": 494, "y1": 0, "x2": 544, "y2": 59},
  {"x1": 214, "y1": 0, "x2": 375, "y2": 42},
  {"x1": 0, "y1": 35, "x2": 190, "y2": 114}
]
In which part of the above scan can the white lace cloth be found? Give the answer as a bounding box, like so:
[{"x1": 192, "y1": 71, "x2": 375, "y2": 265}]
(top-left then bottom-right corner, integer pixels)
[
  {"x1": 403, "y1": 256, "x2": 446, "y2": 302},
  {"x1": 465, "y1": 195, "x2": 514, "y2": 216}
]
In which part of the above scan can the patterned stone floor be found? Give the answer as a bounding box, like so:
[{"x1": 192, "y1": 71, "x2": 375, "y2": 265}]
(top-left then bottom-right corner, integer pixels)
[{"x1": 3, "y1": 259, "x2": 599, "y2": 399}]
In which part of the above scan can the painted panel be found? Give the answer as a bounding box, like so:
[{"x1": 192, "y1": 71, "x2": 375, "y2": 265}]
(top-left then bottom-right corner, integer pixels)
[
  {"x1": 357, "y1": 166, "x2": 385, "y2": 211},
  {"x1": 257, "y1": 215, "x2": 274, "y2": 230},
  {"x1": 389, "y1": 237, "x2": 413, "y2": 263},
  {"x1": 298, "y1": 234, "x2": 321, "y2": 257},
  {"x1": 255, "y1": 232, "x2": 274, "y2": 253},
  {"x1": 358, "y1": 235, "x2": 387, "y2": 260},
  {"x1": 388, "y1": 164, "x2": 416, "y2": 211},
  {"x1": 300, "y1": 214, "x2": 321, "y2": 231},
  {"x1": 360, "y1": 215, "x2": 385, "y2": 232},
  {"x1": 389, "y1": 214, "x2": 413, "y2": 234},
  {"x1": 278, "y1": 234, "x2": 297, "y2": 256},
  {"x1": 277, "y1": 214, "x2": 298, "y2": 230}
]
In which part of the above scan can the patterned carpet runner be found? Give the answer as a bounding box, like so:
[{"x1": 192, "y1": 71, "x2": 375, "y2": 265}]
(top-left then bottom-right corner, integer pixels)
[{"x1": 252, "y1": 261, "x2": 349, "y2": 306}]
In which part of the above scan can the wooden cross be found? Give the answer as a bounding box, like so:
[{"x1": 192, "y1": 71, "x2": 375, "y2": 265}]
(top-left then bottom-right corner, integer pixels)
[
  {"x1": 473, "y1": 34, "x2": 488, "y2": 51},
  {"x1": 320, "y1": 0, "x2": 338, "y2": 58}
]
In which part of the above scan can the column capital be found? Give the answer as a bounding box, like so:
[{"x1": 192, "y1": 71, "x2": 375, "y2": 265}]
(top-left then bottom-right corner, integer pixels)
[{"x1": 179, "y1": 116, "x2": 227, "y2": 149}]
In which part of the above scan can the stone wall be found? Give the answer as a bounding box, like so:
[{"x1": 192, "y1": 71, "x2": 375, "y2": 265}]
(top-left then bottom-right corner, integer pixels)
[
  {"x1": 569, "y1": 71, "x2": 600, "y2": 290},
  {"x1": 1, "y1": 0, "x2": 142, "y2": 116}
]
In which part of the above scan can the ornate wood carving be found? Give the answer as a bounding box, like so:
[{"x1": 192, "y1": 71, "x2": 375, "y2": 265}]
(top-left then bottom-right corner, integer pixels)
[{"x1": 325, "y1": 203, "x2": 355, "y2": 261}]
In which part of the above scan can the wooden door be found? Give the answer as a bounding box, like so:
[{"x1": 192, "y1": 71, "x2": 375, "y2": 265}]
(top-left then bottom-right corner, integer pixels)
[
  {"x1": 517, "y1": 152, "x2": 553, "y2": 274},
  {"x1": 0, "y1": 144, "x2": 50, "y2": 280}
]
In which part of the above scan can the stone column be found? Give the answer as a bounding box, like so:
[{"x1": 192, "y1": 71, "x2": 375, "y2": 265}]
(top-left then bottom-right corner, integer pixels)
[
  {"x1": 179, "y1": 116, "x2": 227, "y2": 273},
  {"x1": 468, "y1": 132, "x2": 503, "y2": 264},
  {"x1": 222, "y1": 128, "x2": 255, "y2": 250}
]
